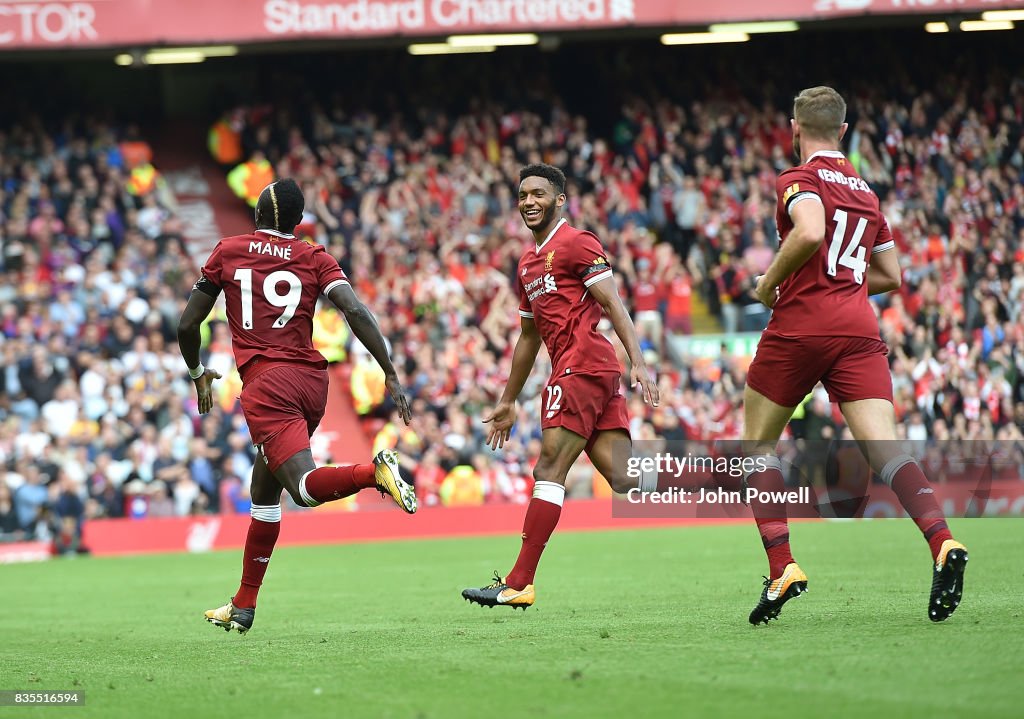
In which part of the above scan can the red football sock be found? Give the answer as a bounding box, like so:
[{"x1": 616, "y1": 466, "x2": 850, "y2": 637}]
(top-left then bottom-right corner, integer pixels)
[
  {"x1": 299, "y1": 464, "x2": 375, "y2": 505},
  {"x1": 885, "y1": 458, "x2": 953, "y2": 561},
  {"x1": 747, "y1": 460, "x2": 794, "y2": 578},
  {"x1": 233, "y1": 517, "x2": 281, "y2": 609},
  {"x1": 505, "y1": 482, "x2": 565, "y2": 590}
]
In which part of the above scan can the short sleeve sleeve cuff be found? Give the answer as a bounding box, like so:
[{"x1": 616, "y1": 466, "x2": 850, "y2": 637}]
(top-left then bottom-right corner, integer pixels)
[
  {"x1": 193, "y1": 274, "x2": 221, "y2": 298},
  {"x1": 322, "y1": 278, "x2": 350, "y2": 295},
  {"x1": 786, "y1": 192, "x2": 822, "y2": 215},
  {"x1": 583, "y1": 268, "x2": 613, "y2": 287}
]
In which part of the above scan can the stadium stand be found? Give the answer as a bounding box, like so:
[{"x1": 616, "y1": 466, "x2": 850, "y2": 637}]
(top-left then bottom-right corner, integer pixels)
[{"x1": 1, "y1": 38, "x2": 1022, "y2": 543}]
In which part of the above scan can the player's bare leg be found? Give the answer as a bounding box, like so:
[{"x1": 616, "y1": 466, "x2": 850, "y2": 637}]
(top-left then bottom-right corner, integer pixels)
[
  {"x1": 462, "y1": 427, "x2": 587, "y2": 609},
  {"x1": 841, "y1": 399, "x2": 967, "y2": 622},
  {"x1": 586, "y1": 429, "x2": 637, "y2": 494},
  {"x1": 277, "y1": 448, "x2": 417, "y2": 514},
  {"x1": 743, "y1": 386, "x2": 808, "y2": 625},
  {"x1": 743, "y1": 385, "x2": 796, "y2": 454},
  {"x1": 205, "y1": 455, "x2": 281, "y2": 634}
]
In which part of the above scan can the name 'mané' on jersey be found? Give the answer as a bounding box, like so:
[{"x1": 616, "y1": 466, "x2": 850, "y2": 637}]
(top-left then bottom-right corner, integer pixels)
[{"x1": 195, "y1": 229, "x2": 349, "y2": 379}]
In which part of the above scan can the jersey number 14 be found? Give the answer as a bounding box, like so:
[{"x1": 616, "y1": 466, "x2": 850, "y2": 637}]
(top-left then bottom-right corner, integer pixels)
[
  {"x1": 827, "y1": 208, "x2": 867, "y2": 285},
  {"x1": 233, "y1": 268, "x2": 302, "y2": 330}
]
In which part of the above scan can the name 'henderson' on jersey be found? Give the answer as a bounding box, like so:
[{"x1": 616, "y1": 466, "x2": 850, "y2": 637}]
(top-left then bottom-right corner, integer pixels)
[
  {"x1": 194, "y1": 229, "x2": 349, "y2": 377},
  {"x1": 517, "y1": 219, "x2": 620, "y2": 378},
  {"x1": 770, "y1": 149, "x2": 895, "y2": 338}
]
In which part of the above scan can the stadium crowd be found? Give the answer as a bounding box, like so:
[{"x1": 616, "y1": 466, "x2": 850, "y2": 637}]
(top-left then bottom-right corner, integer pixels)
[
  {"x1": 2, "y1": 43, "x2": 1024, "y2": 542},
  {"x1": 0, "y1": 119, "x2": 254, "y2": 547}
]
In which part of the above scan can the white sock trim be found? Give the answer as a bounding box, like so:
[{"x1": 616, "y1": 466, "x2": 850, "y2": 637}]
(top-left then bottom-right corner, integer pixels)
[
  {"x1": 637, "y1": 466, "x2": 659, "y2": 493},
  {"x1": 298, "y1": 470, "x2": 321, "y2": 507},
  {"x1": 880, "y1": 454, "x2": 917, "y2": 487},
  {"x1": 250, "y1": 503, "x2": 282, "y2": 523},
  {"x1": 744, "y1": 455, "x2": 782, "y2": 483},
  {"x1": 532, "y1": 480, "x2": 566, "y2": 507}
]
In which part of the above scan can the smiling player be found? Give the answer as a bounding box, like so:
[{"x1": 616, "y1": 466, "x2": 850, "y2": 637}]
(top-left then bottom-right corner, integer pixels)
[{"x1": 461, "y1": 164, "x2": 659, "y2": 610}]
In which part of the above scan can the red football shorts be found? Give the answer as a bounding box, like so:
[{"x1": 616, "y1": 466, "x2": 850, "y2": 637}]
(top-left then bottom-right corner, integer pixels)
[
  {"x1": 540, "y1": 372, "x2": 630, "y2": 442},
  {"x1": 746, "y1": 331, "x2": 893, "y2": 408},
  {"x1": 239, "y1": 364, "x2": 329, "y2": 472}
]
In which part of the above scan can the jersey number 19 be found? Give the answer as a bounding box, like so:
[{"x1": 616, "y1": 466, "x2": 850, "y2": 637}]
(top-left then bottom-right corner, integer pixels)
[{"x1": 233, "y1": 268, "x2": 302, "y2": 330}]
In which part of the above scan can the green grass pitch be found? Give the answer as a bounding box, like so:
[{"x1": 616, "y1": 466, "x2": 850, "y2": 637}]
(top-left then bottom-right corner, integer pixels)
[{"x1": 1, "y1": 519, "x2": 1021, "y2": 718}]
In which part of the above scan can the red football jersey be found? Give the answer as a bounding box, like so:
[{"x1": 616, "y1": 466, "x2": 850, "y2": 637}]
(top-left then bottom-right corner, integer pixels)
[
  {"x1": 770, "y1": 150, "x2": 894, "y2": 337},
  {"x1": 517, "y1": 219, "x2": 620, "y2": 379},
  {"x1": 199, "y1": 229, "x2": 348, "y2": 376}
]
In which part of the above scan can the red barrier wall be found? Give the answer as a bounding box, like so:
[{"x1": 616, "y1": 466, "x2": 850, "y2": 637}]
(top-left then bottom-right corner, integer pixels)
[
  {"x1": 0, "y1": 541, "x2": 53, "y2": 564},
  {"x1": 81, "y1": 478, "x2": 1024, "y2": 557},
  {"x1": 83, "y1": 499, "x2": 735, "y2": 556}
]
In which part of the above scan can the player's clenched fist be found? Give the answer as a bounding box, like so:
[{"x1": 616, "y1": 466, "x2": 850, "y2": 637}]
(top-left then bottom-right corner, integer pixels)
[{"x1": 482, "y1": 401, "x2": 517, "y2": 450}]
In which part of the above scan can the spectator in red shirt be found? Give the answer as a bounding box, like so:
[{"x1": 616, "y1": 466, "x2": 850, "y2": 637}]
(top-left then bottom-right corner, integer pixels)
[
  {"x1": 631, "y1": 260, "x2": 662, "y2": 355},
  {"x1": 664, "y1": 256, "x2": 696, "y2": 336}
]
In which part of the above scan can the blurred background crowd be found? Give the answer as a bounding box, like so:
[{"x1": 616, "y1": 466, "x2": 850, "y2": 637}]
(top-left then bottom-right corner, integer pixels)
[{"x1": 2, "y1": 36, "x2": 1023, "y2": 544}]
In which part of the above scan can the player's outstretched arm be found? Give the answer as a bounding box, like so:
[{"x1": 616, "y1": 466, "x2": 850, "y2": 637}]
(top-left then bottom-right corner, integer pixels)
[
  {"x1": 177, "y1": 290, "x2": 221, "y2": 415},
  {"x1": 866, "y1": 247, "x2": 901, "y2": 295},
  {"x1": 588, "y1": 277, "x2": 659, "y2": 406},
  {"x1": 327, "y1": 283, "x2": 411, "y2": 425},
  {"x1": 756, "y1": 198, "x2": 827, "y2": 307},
  {"x1": 483, "y1": 316, "x2": 542, "y2": 450}
]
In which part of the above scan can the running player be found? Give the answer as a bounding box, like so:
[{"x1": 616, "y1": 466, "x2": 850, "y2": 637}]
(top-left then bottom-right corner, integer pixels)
[
  {"x1": 744, "y1": 87, "x2": 967, "y2": 624},
  {"x1": 177, "y1": 179, "x2": 416, "y2": 634},
  {"x1": 461, "y1": 164, "x2": 659, "y2": 610}
]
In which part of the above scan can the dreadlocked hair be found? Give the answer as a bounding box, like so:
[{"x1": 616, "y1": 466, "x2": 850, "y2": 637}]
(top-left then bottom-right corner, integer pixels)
[{"x1": 255, "y1": 178, "x2": 304, "y2": 234}]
